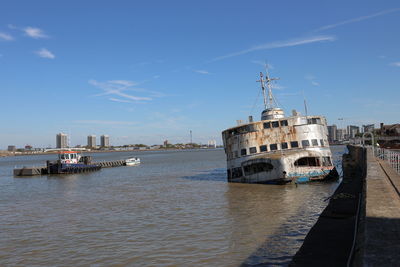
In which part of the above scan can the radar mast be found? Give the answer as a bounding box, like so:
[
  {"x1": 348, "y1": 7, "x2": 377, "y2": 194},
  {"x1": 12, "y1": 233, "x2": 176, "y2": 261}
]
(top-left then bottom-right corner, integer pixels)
[
  {"x1": 256, "y1": 66, "x2": 279, "y2": 110},
  {"x1": 257, "y1": 65, "x2": 284, "y2": 120}
]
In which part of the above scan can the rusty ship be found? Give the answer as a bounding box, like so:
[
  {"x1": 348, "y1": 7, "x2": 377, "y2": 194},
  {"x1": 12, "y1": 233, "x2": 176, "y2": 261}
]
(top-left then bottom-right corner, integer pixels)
[{"x1": 221, "y1": 70, "x2": 337, "y2": 184}]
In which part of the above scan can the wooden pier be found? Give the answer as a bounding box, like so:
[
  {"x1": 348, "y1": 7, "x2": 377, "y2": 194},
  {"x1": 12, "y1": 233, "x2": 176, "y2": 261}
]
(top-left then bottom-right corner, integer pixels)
[{"x1": 97, "y1": 160, "x2": 126, "y2": 168}]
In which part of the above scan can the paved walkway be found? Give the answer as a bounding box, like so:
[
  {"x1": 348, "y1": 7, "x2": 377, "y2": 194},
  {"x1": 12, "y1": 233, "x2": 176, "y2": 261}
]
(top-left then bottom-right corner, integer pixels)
[{"x1": 364, "y1": 149, "x2": 400, "y2": 266}]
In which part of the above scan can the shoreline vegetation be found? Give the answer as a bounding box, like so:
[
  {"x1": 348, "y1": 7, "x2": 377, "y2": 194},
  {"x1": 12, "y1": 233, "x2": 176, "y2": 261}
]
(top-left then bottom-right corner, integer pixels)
[{"x1": 0, "y1": 146, "x2": 222, "y2": 158}]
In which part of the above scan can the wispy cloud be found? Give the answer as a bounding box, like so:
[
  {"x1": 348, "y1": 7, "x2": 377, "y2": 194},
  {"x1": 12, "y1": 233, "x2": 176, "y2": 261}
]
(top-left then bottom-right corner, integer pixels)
[
  {"x1": 311, "y1": 81, "x2": 320, "y2": 86},
  {"x1": 390, "y1": 62, "x2": 400, "y2": 67},
  {"x1": 35, "y1": 48, "x2": 55, "y2": 59},
  {"x1": 23, "y1": 26, "x2": 48, "y2": 39},
  {"x1": 305, "y1": 74, "x2": 320, "y2": 86},
  {"x1": 194, "y1": 70, "x2": 210, "y2": 74},
  {"x1": 251, "y1": 60, "x2": 274, "y2": 69},
  {"x1": 8, "y1": 25, "x2": 49, "y2": 39},
  {"x1": 0, "y1": 32, "x2": 13, "y2": 41},
  {"x1": 272, "y1": 84, "x2": 285, "y2": 90},
  {"x1": 89, "y1": 79, "x2": 154, "y2": 102},
  {"x1": 314, "y1": 8, "x2": 400, "y2": 32},
  {"x1": 210, "y1": 35, "x2": 336, "y2": 62},
  {"x1": 73, "y1": 120, "x2": 137, "y2": 125},
  {"x1": 109, "y1": 98, "x2": 134, "y2": 103}
]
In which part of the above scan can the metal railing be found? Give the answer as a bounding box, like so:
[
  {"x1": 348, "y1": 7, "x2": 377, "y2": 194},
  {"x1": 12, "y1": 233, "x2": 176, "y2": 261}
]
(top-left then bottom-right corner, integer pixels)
[{"x1": 374, "y1": 147, "x2": 400, "y2": 174}]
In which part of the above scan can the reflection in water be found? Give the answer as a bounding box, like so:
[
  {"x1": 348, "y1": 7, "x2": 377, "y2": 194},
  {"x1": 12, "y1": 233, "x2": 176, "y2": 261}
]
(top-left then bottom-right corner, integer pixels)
[{"x1": 0, "y1": 147, "x2": 346, "y2": 266}]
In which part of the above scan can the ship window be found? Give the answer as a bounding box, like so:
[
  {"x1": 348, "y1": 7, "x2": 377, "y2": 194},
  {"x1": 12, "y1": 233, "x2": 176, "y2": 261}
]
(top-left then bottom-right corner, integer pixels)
[
  {"x1": 301, "y1": 140, "x2": 310, "y2": 147},
  {"x1": 227, "y1": 169, "x2": 231, "y2": 179},
  {"x1": 243, "y1": 162, "x2": 274, "y2": 175},
  {"x1": 234, "y1": 151, "x2": 238, "y2": 158},
  {"x1": 307, "y1": 118, "x2": 321, "y2": 124},
  {"x1": 280, "y1": 120, "x2": 288, "y2": 127},
  {"x1": 322, "y1": 157, "x2": 332, "y2": 166},
  {"x1": 270, "y1": 144, "x2": 278, "y2": 151},
  {"x1": 260, "y1": 145, "x2": 268, "y2": 152},
  {"x1": 249, "y1": 147, "x2": 257, "y2": 154},
  {"x1": 312, "y1": 139, "x2": 318, "y2": 146},
  {"x1": 241, "y1": 149, "x2": 247, "y2": 156},
  {"x1": 290, "y1": 141, "x2": 299, "y2": 148},
  {"x1": 272, "y1": 121, "x2": 280, "y2": 128},
  {"x1": 263, "y1": 122, "x2": 271, "y2": 129},
  {"x1": 294, "y1": 157, "x2": 320, "y2": 167},
  {"x1": 281, "y1": 142, "x2": 288, "y2": 149},
  {"x1": 320, "y1": 139, "x2": 324, "y2": 146}
]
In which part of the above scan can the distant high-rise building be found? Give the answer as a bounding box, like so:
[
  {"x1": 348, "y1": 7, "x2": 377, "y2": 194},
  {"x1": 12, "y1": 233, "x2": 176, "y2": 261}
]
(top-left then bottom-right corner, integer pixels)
[
  {"x1": 336, "y1": 129, "x2": 347, "y2": 142},
  {"x1": 7, "y1": 145, "x2": 16, "y2": 152},
  {"x1": 87, "y1": 135, "x2": 96, "y2": 148},
  {"x1": 347, "y1": 125, "x2": 360, "y2": 139},
  {"x1": 56, "y1": 133, "x2": 68, "y2": 148},
  {"x1": 327, "y1": 124, "x2": 337, "y2": 143},
  {"x1": 163, "y1": 140, "x2": 169, "y2": 147},
  {"x1": 100, "y1": 135, "x2": 110, "y2": 147}
]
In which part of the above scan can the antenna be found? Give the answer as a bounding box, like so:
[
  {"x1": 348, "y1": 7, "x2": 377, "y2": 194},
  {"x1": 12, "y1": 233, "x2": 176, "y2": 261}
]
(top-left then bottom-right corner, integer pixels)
[
  {"x1": 304, "y1": 98, "x2": 308, "y2": 117},
  {"x1": 302, "y1": 90, "x2": 308, "y2": 116},
  {"x1": 257, "y1": 64, "x2": 279, "y2": 110},
  {"x1": 257, "y1": 72, "x2": 268, "y2": 109}
]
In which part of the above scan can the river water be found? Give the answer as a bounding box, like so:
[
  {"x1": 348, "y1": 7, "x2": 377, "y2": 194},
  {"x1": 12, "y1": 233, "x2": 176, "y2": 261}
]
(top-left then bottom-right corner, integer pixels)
[{"x1": 0, "y1": 146, "x2": 346, "y2": 266}]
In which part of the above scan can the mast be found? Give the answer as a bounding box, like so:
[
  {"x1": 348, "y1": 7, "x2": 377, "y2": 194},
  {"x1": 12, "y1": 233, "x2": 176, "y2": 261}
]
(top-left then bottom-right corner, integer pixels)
[
  {"x1": 257, "y1": 67, "x2": 279, "y2": 110},
  {"x1": 257, "y1": 72, "x2": 268, "y2": 110}
]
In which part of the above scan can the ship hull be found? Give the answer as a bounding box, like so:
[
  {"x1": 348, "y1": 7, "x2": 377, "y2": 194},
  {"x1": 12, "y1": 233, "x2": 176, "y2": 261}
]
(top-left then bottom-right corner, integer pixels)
[{"x1": 226, "y1": 148, "x2": 337, "y2": 184}]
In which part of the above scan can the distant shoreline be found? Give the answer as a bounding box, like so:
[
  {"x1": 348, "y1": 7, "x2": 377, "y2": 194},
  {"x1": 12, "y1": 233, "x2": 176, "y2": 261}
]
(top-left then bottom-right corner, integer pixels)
[{"x1": 0, "y1": 147, "x2": 223, "y2": 158}]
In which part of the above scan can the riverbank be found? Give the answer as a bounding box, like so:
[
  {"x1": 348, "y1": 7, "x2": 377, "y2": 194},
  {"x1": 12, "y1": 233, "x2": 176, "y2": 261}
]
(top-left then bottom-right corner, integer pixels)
[
  {"x1": 0, "y1": 147, "x2": 222, "y2": 158},
  {"x1": 290, "y1": 145, "x2": 400, "y2": 266}
]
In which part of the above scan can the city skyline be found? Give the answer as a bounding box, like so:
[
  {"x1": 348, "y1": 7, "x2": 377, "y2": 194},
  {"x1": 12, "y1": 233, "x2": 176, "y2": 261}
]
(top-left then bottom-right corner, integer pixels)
[{"x1": 1, "y1": 1, "x2": 399, "y2": 148}]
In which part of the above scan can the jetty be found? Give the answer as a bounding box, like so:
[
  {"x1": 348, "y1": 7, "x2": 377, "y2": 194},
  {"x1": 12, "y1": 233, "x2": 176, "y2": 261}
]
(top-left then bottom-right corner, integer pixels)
[
  {"x1": 290, "y1": 145, "x2": 400, "y2": 266},
  {"x1": 13, "y1": 160, "x2": 128, "y2": 176}
]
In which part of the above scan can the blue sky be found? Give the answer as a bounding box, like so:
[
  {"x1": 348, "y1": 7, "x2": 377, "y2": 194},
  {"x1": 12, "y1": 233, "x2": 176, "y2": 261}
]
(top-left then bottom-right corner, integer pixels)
[{"x1": 1, "y1": 0, "x2": 399, "y2": 148}]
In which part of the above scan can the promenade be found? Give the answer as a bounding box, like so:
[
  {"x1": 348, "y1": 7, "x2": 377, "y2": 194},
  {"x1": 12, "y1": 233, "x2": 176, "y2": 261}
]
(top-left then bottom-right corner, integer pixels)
[
  {"x1": 291, "y1": 146, "x2": 400, "y2": 266},
  {"x1": 364, "y1": 149, "x2": 400, "y2": 266}
]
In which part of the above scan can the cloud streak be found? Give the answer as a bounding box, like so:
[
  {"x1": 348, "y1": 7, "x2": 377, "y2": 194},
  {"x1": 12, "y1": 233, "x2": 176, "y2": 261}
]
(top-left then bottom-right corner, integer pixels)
[
  {"x1": 194, "y1": 70, "x2": 210, "y2": 74},
  {"x1": 251, "y1": 60, "x2": 274, "y2": 69},
  {"x1": 73, "y1": 120, "x2": 137, "y2": 125},
  {"x1": 23, "y1": 26, "x2": 48, "y2": 39},
  {"x1": 35, "y1": 48, "x2": 55, "y2": 59},
  {"x1": 305, "y1": 74, "x2": 320, "y2": 86},
  {"x1": 0, "y1": 32, "x2": 13, "y2": 41},
  {"x1": 210, "y1": 35, "x2": 336, "y2": 62},
  {"x1": 89, "y1": 79, "x2": 154, "y2": 102},
  {"x1": 390, "y1": 62, "x2": 400, "y2": 67},
  {"x1": 314, "y1": 8, "x2": 400, "y2": 32}
]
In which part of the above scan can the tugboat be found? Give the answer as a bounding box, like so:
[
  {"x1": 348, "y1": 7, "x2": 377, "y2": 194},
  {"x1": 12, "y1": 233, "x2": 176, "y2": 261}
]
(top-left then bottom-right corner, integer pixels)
[
  {"x1": 47, "y1": 150, "x2": 101, "y2": 174},
  {"x1": 221, "y1": 70, "x2": 338, "y2": 184}
]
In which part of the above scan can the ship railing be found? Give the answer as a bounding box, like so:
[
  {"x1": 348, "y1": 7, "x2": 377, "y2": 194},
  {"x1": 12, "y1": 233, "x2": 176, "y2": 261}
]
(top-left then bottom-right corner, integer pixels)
[{"x1": 374, "y1": 147, "x2": 400, "y2": 174}]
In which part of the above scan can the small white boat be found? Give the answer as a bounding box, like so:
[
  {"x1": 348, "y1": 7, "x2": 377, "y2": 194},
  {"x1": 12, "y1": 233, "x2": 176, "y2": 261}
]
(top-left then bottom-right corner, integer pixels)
[{"x1": 125, "y1": 157, "x2": 141, "y2": 166}]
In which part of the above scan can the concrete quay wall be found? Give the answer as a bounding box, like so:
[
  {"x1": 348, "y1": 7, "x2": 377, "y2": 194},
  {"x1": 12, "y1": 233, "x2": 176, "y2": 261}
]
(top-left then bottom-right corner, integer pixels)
[{"x1": 290, "y1": 145, "x2": 400, "y2": 266}]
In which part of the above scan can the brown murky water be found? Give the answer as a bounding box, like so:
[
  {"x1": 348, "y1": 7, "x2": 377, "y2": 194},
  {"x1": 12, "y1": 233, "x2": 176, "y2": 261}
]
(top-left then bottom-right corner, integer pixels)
[{"x1": 0, "y1": 146, "x2": 345, "y2": 266}]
